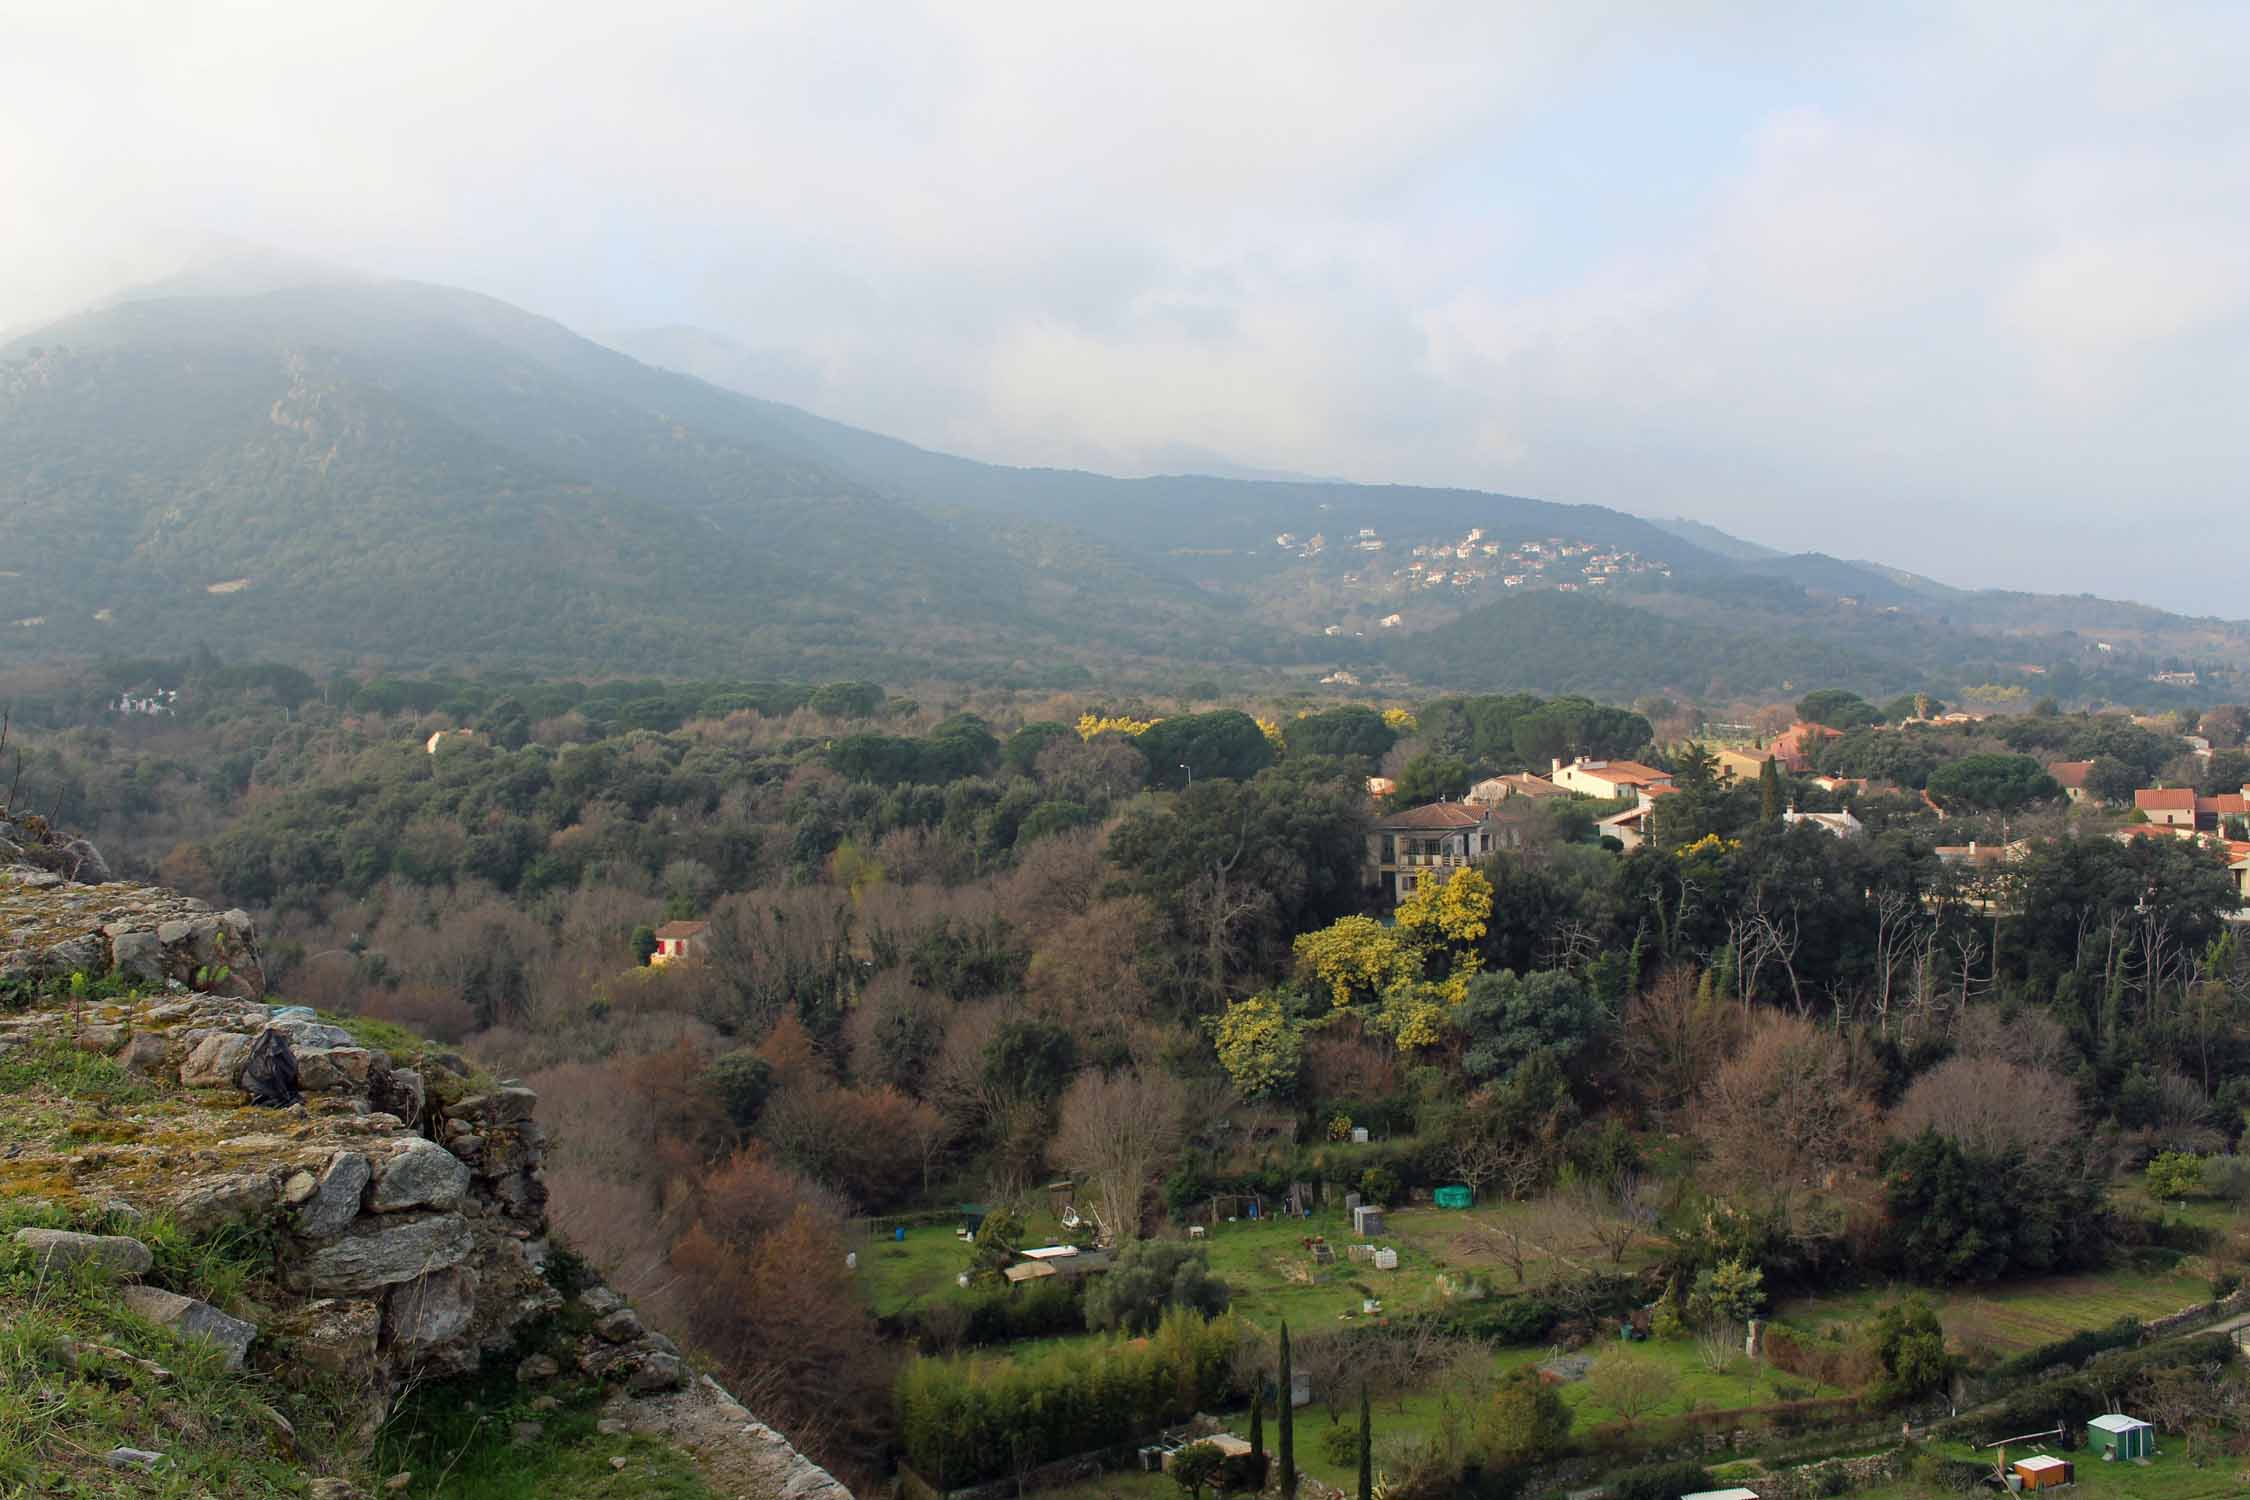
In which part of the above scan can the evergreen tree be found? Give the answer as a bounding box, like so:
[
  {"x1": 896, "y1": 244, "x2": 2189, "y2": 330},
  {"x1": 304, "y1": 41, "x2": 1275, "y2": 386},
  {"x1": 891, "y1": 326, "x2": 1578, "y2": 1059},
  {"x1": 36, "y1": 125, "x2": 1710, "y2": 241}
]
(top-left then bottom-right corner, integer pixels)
[
  {"x1": 1357, "y1": 1382, "x2": 1372, "y2": 1500},
  {"x1": 1758, "y1": 756, "x2": 1784, "y2": 821},
  {"x1": 1278, "y1": 1321, "x2": 1296, "y2": 1498},
  {"x1": 1249, "y1": 1386, "x2": 1264, "y2": 1461}
]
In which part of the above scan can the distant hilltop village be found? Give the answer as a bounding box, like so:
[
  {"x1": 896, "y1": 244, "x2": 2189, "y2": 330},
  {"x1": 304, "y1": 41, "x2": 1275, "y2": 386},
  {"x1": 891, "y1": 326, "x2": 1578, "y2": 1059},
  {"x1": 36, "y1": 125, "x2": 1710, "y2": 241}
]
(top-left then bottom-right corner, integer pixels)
[{"x1": 1269, "y1": 525, "x2": 1671, "y2": 638}]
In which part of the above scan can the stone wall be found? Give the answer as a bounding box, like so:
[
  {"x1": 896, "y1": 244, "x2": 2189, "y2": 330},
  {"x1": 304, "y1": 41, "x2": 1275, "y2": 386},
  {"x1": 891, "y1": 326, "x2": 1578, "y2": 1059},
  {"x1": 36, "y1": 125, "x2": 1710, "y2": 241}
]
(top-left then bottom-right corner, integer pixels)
[
  {"x1": 1752, "y1": 1448, "x2": 1906, "y2": 1499},
  {"x1": 0, "y1": 847, "x2": 849, "y2": 1500},
  {"x1": 2140, "y1": 1285, "x2": 2250, "y2": 1340}
]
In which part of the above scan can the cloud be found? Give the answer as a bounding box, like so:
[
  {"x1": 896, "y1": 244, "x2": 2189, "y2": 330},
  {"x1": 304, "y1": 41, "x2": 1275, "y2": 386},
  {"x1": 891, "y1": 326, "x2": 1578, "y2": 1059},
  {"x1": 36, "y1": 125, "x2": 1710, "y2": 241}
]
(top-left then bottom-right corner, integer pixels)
[{"x1": 4, "y1": 1, "x2": 2247, "y2": 614}]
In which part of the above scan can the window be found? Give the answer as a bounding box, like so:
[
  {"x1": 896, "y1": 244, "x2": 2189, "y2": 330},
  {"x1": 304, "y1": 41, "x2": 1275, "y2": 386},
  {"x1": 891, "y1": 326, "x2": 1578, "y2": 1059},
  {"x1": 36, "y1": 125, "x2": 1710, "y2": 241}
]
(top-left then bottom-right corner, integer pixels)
[{"x1": 1398, "y1": 874, "x2": 1417, "y2": 893}]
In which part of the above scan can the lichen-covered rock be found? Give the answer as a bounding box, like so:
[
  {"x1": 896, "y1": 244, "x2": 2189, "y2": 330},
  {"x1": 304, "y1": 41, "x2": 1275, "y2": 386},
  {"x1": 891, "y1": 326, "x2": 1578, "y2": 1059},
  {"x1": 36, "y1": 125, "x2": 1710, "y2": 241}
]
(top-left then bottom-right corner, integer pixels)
[
  {"x1": 295, "y1": 1152, "x2": 372, "y2": 1240},
  {"x1": 290, "y1": 1212, "x2": 473, "y2": 1295},
  {"x1": 298, "y1": 1046, "x2": 385, "y2": 1094},
  {"x1": 274, "y1": 1297, "x2": 381, "y2": 1376},
  {"x1": 488, "y1": 1170, "x2": 545, "y2": 1220},
  {"x1": 116, "y1": 1030, "x2": 170, "y2": 1074},
  {"x1": 373, "y1": 1067, "x2": 426, "y2": 1126},
  {"x1": 628, "y1": 1353, "x2": 687, "y2": 1393},
  {"x1": 11, "y1": 1228, "x2": 154, "y2": 1279},
  {"x1": 594, "y1": 1307, "x2": 645, "y2": 1344},
  {"x1": 270, "y1": 1019, "x2": 356, "y2": 1051},
  {"x1": 168, "y1": 1172, "x2": 279, "y2": 1236},
  {"x1": 180, "y1": 1033, "x2": 253, "y2": 1089},
  {"x1": 370, "y1": 1139, "x2": 469, "y2": 1214},
  {"x1": 108, "y1": 928, "x2": 165, "y2": 985},
  {"x1": 119, "y1": 1284, "x2": 258, "y2": 1371},
  {"x1": 385, "y1": 1265, "x2": 478, "y2": 1348},
  {"x1": 72, "y1": 1024, "x2": 125, "y2": 1055}
]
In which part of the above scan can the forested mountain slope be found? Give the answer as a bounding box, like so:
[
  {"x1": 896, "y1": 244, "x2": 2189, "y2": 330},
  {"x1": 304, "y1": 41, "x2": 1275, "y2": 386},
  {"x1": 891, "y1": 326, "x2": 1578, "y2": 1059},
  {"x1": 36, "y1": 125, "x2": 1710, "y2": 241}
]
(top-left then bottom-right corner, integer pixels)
[
  {"x1": 4, "y1": 273, "x2": 2244, "y2": 701},
  {"x1": 0, "y1": 283, "x2": 1260, "y2": 681}
]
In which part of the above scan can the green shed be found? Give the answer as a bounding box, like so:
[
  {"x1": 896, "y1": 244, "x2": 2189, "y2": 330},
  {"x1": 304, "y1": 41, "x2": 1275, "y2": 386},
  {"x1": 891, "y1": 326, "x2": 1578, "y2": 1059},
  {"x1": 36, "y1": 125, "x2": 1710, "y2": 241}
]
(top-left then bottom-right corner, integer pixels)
[
  {"x1": 1434, "y1": 1185, "x2": 1473, "y2": 1209},
  {"x1": 2088, "y1": 1413, "x2": 2152, "y2": 1460}
]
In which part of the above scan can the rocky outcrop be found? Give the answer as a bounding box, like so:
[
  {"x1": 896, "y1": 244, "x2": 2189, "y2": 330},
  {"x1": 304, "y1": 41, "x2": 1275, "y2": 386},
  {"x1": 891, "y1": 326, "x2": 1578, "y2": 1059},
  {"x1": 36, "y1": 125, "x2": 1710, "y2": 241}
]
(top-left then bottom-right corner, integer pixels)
[
  {"x1": 0, "y1": 834, "x2": 264, "y2": 998},
  {"x1": 1, "y1": 851, "x2": 854, "y2": 1500}
]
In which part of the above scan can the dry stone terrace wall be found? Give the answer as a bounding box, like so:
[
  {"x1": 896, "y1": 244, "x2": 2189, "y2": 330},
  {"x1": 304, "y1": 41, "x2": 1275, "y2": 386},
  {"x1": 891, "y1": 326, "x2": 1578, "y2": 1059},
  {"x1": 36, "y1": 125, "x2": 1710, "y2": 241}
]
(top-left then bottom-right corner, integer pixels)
[{"x1": 1, "y1": 839, "x2": 851, "y2": 1500}]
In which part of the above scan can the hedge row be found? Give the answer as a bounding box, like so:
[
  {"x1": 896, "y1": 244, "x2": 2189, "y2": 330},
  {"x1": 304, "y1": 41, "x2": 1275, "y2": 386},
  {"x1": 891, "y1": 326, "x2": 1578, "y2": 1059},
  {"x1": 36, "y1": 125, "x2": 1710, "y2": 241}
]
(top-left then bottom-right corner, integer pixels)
[
  {"x1": 1980, "y1": 1315, "x2": 2143, "y2": 1384},
  {"x1": 885, "y1": 1280, "x2": 1086, "y2": 1352},
  {"x1": 1968, "y1": 1332, "x2": 2236, "y2": 1434},
  {"x1": 896, "y1": 1310, "x2": 1247, "y2": 1487}
]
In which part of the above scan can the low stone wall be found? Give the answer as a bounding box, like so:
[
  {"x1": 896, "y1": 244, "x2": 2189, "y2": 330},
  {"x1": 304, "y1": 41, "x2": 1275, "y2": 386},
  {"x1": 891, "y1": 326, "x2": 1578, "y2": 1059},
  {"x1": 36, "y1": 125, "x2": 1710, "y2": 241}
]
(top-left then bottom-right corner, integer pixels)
[
  {"x1": 2141, "y1": 1285, "x2": 2250, "y2": 1340},
  {"x1": 1753, "y1": 1448, "x2": 1906, "y2": 1499}
]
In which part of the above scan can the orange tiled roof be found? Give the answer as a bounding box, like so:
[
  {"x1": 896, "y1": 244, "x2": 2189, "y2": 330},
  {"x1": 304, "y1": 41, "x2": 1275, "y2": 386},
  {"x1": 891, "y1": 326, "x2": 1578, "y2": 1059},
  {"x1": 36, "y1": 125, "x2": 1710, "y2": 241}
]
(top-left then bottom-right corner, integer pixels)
[{"x1": 1374, "y1": 802, "x2": 1491, "y2": 832}]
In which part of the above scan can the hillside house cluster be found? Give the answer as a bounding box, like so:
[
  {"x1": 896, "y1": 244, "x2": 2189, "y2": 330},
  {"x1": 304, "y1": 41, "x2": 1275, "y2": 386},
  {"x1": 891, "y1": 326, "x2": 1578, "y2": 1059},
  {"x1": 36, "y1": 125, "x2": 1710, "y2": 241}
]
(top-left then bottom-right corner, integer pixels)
[
  {"x1": 1710, "y1": 722, "x2": 1840, "y2": 781},
  {"x1": 1368, "y1": 755, "x2": 1681, "y2": 892},
  {"x1": 2134, "y1": 783, "x2": 2250, "y2": 832}
]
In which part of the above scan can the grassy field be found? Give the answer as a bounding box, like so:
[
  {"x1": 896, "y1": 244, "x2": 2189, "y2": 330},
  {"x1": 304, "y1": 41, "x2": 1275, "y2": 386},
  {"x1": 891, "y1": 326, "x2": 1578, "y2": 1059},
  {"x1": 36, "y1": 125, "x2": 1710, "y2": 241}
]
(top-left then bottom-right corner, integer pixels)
[
  {"x1": 1774, "y1": 1265, "x2": 2216, "y2": 1357},
  {"x1": 856, "y1": 1198, "x2": 1660, "y2": 1330},
  {"x1": 1854, "y1": 1440, "x2": 2250, "y2": 1500}
]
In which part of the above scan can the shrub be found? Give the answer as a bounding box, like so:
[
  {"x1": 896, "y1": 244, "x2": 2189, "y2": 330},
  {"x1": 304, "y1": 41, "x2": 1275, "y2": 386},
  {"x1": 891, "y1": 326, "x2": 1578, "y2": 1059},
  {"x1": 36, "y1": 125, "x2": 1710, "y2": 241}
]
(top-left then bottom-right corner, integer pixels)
[
  {"x1": 1476, "y1": 1368, "x2": 1572, "y2": 1465},
  {"x1": 896, "y1": 1310, "x2": 1247, "y2": 1487},
  {"x1": 1431, "y1": 1294, "x2": 1556, "y2": 1345},
  {"x1": 1172, "y1": 1442, "x2": 1225, "y2": 1498},
  {"x1": 2200, "y1": 1154, "x2": 2250, "y2": 1201},
  {"x1": 1216, "y1": 1451, "x2": 1269, "y2": 1496},
  {"x1": 1983, "y1": 1315, "x2": 2143, "y2": 1383},
  {"x1": 2148, "y1": 1150, "x2": 2205, "y2": 1199},
  {"x1": 1869, "y1": 1296, "x2": 1951, "y2": 1404},
  {"x1": 1973, "y1": 1333, "x2": 2237, "y2": 1433},
  {"x1": 1360, "y1": 1166, "x2": 1402, "y2": 1207},
  {"x1": 1608, "y1": 1461, "x2": 1715, "y2": 1500},
  {"x1": 1084, "y1": 1239, "x2": 1231, "y2": 1334},
  {"x1": 1319, "y1": 1422, "x2": 1362, "y2": 1466}
]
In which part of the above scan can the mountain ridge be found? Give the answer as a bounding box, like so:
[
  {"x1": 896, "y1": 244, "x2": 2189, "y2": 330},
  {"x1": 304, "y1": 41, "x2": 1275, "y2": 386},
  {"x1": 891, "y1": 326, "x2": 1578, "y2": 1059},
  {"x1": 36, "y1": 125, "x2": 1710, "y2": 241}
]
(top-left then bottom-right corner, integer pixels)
[{"x1": 4, "y1": 273, "x2": 2244, "y2": 702}]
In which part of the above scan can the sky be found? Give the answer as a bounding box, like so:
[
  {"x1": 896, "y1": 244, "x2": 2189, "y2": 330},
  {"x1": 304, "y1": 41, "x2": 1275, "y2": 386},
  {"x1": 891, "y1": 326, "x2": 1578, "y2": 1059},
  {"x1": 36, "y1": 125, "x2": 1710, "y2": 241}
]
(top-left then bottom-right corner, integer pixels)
[{"x1": 6, "y1": 1, "x2": 2248, "y2": 616}]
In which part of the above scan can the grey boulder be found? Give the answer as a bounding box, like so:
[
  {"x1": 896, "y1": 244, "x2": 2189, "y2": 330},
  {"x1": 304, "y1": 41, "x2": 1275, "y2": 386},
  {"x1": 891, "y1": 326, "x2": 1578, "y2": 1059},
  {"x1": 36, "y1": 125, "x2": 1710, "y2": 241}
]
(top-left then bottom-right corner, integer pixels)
[
  {"x1": 119, "y1": 1284, "x2": 258, "y2": 1371},
  {"x1": 11, "y1": 1228, "x2": 153, "y2": 1280}
]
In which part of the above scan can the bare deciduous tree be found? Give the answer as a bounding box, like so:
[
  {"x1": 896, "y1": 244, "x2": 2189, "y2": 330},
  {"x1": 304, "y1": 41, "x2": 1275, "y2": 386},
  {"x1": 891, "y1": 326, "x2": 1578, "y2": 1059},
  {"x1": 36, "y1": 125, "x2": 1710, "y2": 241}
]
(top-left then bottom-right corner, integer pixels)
[
  {"x1": 1950, "y1": 1004, "x2": 2074, "y2": 1075},
  {"x1": 1586, "y1": 1353, "x2": 1676, "y2": 1426},
  {"x1": 1052, "y1": 1069, "x2": 1187, "y2": 1243},
  {"x1": 1889, "y1": 1055, "x2": 2080, "y2": 1161},
  {"x1": 1618, "y1": 966, "x2": 1742, "y2": 1115},
  {"x1": 1692, "y1": 1012, "x2": 1878, "y2": 1215},
  {"x1": 1560, "y1": 1174, "x2": 1656, "y2": 1265},
  {"x1": 1694, "y1": 1319, "x2": 1745, "y2": 1374}
]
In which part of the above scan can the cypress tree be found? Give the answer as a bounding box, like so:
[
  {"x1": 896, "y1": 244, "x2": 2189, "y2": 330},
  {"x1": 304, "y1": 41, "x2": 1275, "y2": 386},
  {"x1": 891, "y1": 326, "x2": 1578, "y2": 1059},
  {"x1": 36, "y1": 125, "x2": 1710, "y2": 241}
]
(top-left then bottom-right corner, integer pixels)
[
  {"x1": 1759, "y1": 755, "x2": 1784, "y2": 821},
  {"x1": 1278, "y1": 1321, "x2": 1296, "y2": 1498},
  {"x1": 1357, "y1": 1381, "x2": 1373, "y2": 1500},
  {"x1": 1249, "y1": 1386, "x2": 1264, "y2": 1460}
]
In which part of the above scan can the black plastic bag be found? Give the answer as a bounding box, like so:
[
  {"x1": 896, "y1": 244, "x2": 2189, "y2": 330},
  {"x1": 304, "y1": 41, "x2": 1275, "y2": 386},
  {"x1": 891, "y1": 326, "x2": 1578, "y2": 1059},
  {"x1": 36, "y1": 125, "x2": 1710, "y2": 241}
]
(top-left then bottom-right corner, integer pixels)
[{"x1": 243, "y1": 1027, "x2": 302, "y2": 1108}]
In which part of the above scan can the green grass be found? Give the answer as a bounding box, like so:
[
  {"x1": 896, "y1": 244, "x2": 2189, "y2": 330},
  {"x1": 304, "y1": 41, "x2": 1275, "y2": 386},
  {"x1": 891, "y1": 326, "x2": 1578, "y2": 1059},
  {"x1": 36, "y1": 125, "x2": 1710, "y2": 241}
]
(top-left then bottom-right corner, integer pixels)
[
  {"x1": 0, "y1": 1037, "x2": 158, "y2": 1109},
  {"x1": 857, "y1": 1200, "x2": 1651, "y2": 1334},
  {"x1": 1775, "y1": 1266, "x2": 2217, "y2": 1357},
  {"x1": 1857, "y1": 1438, "x2": 2250, "y2": 1500},
  {"x1": 0, "y1": 1200, "x2": 356, "y2": 1498},
  {"x1": 371, "y1": 1353, "x2": 714, "y2": 1500}
]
